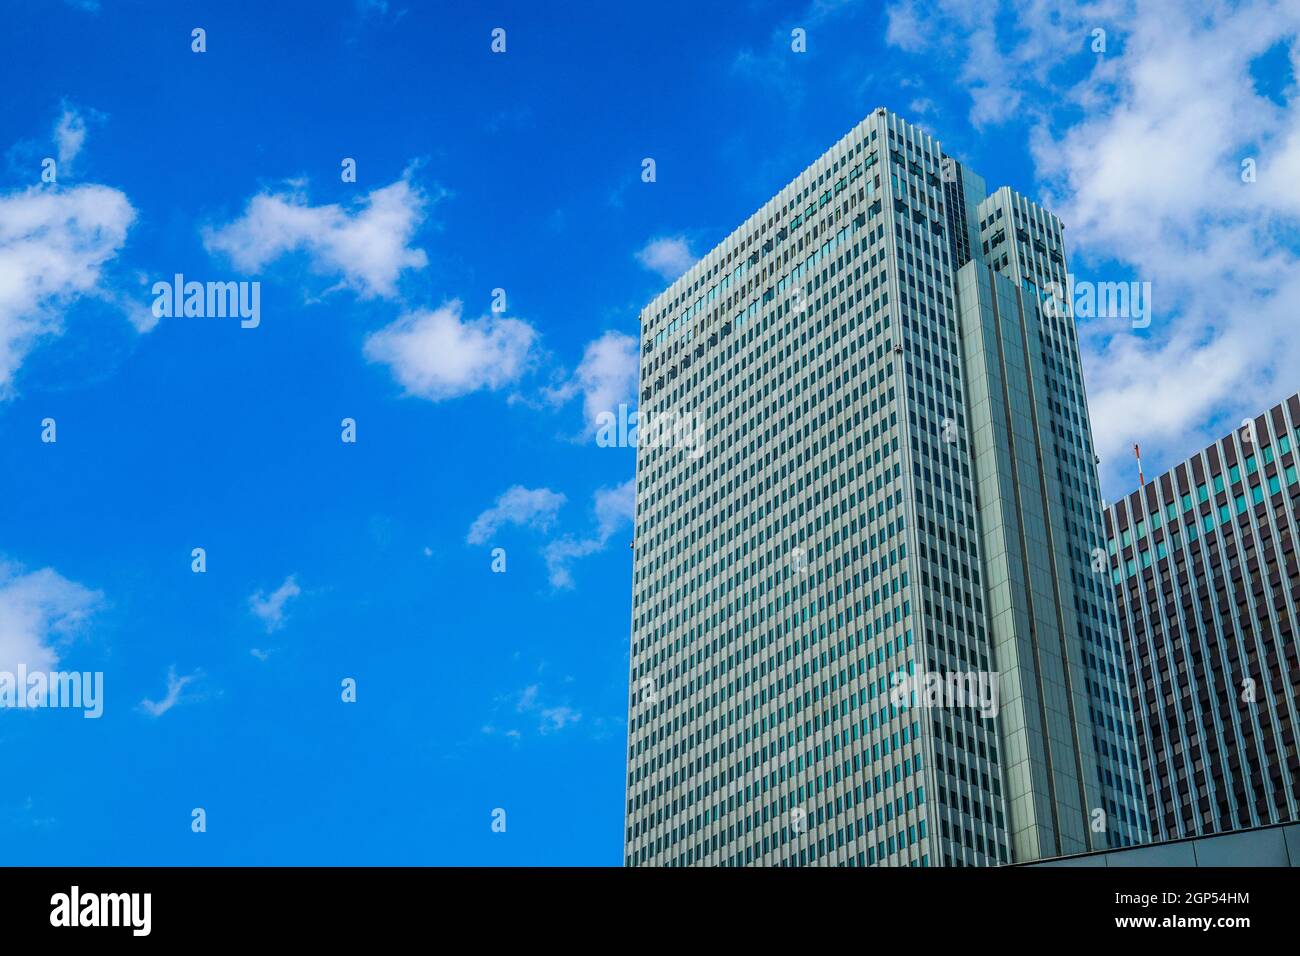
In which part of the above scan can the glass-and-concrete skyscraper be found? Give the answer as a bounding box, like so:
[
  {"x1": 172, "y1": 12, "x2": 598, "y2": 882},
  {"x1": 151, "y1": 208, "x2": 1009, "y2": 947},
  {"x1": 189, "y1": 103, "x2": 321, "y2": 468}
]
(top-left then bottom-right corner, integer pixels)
[{"x1": 625, "y1": 108, "x2": 1148, "y2": 866}]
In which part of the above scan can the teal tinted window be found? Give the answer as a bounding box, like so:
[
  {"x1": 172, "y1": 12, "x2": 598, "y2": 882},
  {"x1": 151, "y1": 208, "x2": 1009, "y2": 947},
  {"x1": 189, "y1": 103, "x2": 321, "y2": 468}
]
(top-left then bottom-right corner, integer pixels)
[
  {"x1": 1213, "y1": 474, "x2": 1225, "y2": 493},
  {"x1": 1269, "y1": 475, "x2": 1281, "y2": 495},
  {"x1": 1197, "y1": 484, "x2": 1209, "y2": 502},
  {"x1": 1251, "y1": 484, "x2": 1264, "y2": 504}
]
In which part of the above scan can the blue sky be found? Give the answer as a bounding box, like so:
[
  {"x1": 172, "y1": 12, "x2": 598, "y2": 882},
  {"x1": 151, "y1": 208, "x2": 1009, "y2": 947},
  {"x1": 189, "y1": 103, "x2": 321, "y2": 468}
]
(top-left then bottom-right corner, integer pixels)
[{"x1": 0, "y1": 0, "x2": 1296, "y2": 864}]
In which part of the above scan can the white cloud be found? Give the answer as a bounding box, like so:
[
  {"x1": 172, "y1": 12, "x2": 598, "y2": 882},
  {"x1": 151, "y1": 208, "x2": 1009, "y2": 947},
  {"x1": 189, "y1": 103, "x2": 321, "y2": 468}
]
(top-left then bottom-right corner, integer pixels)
[
  {"x1": 364, "y1": 300, "x2": 537, "y2": 402},
  {"x1": 546, "y1": 330, "x2": 639, "y2": 435},
  {"x1": 249, "y1": 575, "x2": 301, "y2": 633},
  {"x1": 885, "y1": 0, "x2": 1126, "y2": 129},
  {"x1": 54, "y1": 107, "x2": 88, "y2": 169},
  {"x1": 139, "y1": 665, "x2": 200, "y2": 718},
  {"x1": 0, "y1": 562, "x2": 101, "y2": 678},
  {"x1": 885, "y1": 0, "x2": 928, "y2": 52},
  {"x1": 887, "y1": 0, "x2": 1300, "y2": 493},
  {"x1": 1033, "y1": 4, "x2": 1300, "y2": 490},
  {"x1": 592, "y1": 478, "x2": 636, "y2": 538},
  {"x1": 543, "y1": 478, "x2": 635, "y2": 589},
  {"x1": 516, "y1": 683, "x2": 540, "y2": 711},
  {"x1": 203, "y1": 174, "x2": 430, "y2": 299},
  {"x1": 635, "y1": 236, "x2": 698, "y2": 281},
  {"x1": 0, "y1": 183, "x2": 137, "y2": 397},
  {"x1": 908, "y1": 96, "x2": 940, "y2": 118},
  {"x1": 539, "y1": 705, "x2": 581, "y2": 733},
  {"x1": 512, "y1": 683, "x2": 581, "y2": 734},
  {"x1": 467, "y1": 486, "x2": 566, "y2": 545}
]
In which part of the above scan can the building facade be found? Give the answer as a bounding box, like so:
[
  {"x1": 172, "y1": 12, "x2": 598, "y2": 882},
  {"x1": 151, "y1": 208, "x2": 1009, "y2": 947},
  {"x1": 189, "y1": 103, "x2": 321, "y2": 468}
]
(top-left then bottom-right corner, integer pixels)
[
  {"x1": 1027, "y1": 820, "x2": 1300, "y2": 867},
  {"x1": 1105, "y1": 393, "x2": 1300, "y2": 842},
  {"x1": 625, "y1": 108, "x2": 1147, "y2": 866}
]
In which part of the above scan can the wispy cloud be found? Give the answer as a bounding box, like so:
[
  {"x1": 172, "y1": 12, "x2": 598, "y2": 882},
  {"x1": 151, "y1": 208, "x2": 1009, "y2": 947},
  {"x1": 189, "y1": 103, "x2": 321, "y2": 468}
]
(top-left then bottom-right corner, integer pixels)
[
  {"x1": 483, "y1": 681, "x2": 583, "y2": 738},
  {"x1": 545, "y1": 330, "x2": 639, "y2": 436},
  {"x1": 139, "y1": 666, "x2": 201, "y2": 718},
  {"x1": 635, "y1": 236, "x2": 698, "y2": 281},
  {"x1": 467, "y1": 486, "x2": 566, "y2": 545},
  {"x1": 53, "y1": 105, "x2": 91, "y2": 169},
  {"x1": 249, "y1": 575, "x2": 301, "y2": 633},
  {"x1": 543, "y1": 478, "x2": 634, "y2": 589},
  {"x1": 538, "y1": 705, "x2": 582, "y2": 733}
]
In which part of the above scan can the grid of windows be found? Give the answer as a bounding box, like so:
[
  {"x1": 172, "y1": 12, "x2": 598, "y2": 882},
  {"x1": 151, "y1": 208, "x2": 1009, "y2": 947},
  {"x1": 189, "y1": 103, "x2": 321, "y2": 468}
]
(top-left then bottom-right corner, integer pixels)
[
  {"x1": 626, "y1": 108, "x2": 1146, "y2": 866},
  {"x1": 969, "y1": 188, "x2": 1148, "y2": 852},
  {"x1": 1106, "y1": 394, "x2": 1300, "y2": 842}
]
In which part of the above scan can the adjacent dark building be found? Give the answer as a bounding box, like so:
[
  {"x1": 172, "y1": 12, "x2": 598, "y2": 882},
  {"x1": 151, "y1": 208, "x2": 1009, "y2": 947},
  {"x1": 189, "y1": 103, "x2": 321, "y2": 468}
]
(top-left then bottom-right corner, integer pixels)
[{"x1": 1105, "y1": 392, "x2": 1300, "y2": 842}]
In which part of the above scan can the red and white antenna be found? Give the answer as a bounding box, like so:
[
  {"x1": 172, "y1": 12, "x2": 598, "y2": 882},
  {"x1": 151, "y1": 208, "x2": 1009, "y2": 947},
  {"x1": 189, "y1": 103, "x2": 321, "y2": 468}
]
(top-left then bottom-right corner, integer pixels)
[{"x1": 1134, "y1": 443, "x2": 1145, "y2": 487}]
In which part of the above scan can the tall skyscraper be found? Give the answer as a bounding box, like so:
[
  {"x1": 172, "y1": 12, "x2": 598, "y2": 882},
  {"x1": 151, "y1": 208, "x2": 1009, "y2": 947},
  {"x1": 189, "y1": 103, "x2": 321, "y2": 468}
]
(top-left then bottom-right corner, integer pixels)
[
  {"x1": 1105, "y1": 393, "x2": 1300, "y2": 842},
  {"x1": 625, "y1": 108, "x2": 1148, "y2": 867}
]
